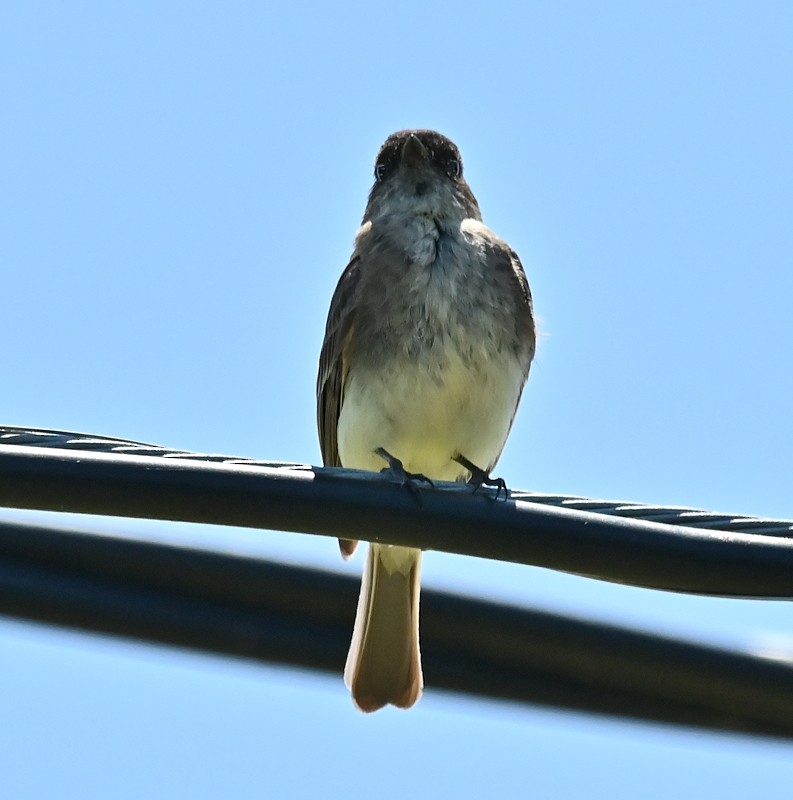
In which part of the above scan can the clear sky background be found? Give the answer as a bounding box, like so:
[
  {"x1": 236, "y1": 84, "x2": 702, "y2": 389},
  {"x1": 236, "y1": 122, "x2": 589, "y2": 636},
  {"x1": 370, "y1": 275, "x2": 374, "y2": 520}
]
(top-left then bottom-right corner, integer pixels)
[{"x1": 2, "y1": 1, "x2": 793, "y2": 797}]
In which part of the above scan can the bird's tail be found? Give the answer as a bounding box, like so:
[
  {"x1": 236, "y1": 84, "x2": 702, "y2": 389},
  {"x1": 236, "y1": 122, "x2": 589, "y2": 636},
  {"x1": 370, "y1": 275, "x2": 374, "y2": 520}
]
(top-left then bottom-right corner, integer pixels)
[{"x1": 344, "y1": 543, "x2": 423, "y2": 712}]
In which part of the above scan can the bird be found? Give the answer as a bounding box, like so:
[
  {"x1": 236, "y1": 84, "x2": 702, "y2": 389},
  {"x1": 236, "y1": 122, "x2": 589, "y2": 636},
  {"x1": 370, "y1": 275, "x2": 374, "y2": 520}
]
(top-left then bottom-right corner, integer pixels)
[{"x1": 317, "y1": 129, "x2": 536, "y2": 711}]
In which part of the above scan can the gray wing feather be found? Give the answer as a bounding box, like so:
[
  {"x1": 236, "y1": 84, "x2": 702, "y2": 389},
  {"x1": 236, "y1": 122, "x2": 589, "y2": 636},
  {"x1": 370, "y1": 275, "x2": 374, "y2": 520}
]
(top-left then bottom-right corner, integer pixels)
[
  {"x1": 317, "y1": 256, "x2": 362, "y2": 558},
  {"x1": 317, "y1": 256, "x2": 360, "y2": 467},
  {"x1": 485, "y1": 242, "x2": 536, "y2": 472}
]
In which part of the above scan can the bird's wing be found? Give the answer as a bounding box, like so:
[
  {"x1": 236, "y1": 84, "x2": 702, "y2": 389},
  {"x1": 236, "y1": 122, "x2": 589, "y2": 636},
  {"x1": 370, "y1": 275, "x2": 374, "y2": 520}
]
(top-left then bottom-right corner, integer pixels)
[
  {"x1": 317, "y1": 255, "x2": 363, "y2": 559},
  {"x1": 485, "y1": 239, "x2": 536, "y2": 471},
  {"x1": 317, "y1": 255, "x2": 361, "y2": 467}
]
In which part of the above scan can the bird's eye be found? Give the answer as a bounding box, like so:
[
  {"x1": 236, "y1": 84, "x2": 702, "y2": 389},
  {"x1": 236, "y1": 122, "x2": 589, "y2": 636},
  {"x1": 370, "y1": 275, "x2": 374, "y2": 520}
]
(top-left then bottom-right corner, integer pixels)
[
  {"x1": 446, "y1": 159, "x2": 462, "y2": 179},
  {"x1": 374, "y1": 163, "x2": 387, "y2": 182}
]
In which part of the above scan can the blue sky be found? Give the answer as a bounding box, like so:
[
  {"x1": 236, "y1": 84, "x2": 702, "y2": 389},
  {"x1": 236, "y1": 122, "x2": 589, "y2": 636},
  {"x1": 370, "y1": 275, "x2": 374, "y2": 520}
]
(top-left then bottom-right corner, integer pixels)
[{"x1": 2, "y1": 1, "x2": 793, "y2": 797}]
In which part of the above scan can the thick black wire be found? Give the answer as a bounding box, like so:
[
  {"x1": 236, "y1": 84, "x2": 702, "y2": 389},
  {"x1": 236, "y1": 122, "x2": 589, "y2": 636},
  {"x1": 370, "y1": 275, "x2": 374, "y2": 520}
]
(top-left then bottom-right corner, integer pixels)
[
  {"x1": 2, "y1": 517, "x2": 793, "y2": 739},
  {"x1": 0, "y1": 432, "x2": 792, "y2": 596},
  {"x1": 3, "y1": 426, "x2": 791, "y2": 536}
]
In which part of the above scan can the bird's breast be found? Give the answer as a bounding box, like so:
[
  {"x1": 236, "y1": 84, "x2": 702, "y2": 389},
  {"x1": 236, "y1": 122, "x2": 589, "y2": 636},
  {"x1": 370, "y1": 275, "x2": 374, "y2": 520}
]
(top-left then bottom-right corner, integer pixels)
[
  {"x1": 337, "y1": 222, "x2": 528, "y2": 479},
  {"x1": 338, "y1": 303, "x2": 526, "y2": 481}
]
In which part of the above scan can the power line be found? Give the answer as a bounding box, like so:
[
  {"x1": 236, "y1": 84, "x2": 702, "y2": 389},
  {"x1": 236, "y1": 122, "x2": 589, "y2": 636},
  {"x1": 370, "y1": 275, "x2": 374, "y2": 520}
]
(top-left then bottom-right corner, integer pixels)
[
  {"x1": 3, "y1": 426, "x2": 791, "y2": 536},
  {"x1": 1, "y1": 516, "x2": 793, "y2": 739},
  {"x1": 1, "y1": 427, "x2": 792, "y2": 596},
  {"x1": 2, "y1": 425, "x2": 793, "y2": 738}
]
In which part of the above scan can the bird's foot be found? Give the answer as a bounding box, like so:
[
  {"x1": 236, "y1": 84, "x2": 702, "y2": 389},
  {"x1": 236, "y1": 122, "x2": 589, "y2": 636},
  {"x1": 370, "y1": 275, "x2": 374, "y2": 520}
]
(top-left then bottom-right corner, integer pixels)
[
  {"x1": 453, "y1": 453, "x2": 509, "y2": 502},
  {"x1": 375, "y1": 447, "x2": 434, "y2": 505}
]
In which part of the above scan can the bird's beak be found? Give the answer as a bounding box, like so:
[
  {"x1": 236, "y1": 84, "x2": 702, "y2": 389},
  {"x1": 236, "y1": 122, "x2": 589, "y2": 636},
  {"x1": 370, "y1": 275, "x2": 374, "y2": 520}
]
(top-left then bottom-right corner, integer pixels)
[{"x1": 401, "y1": 133, "x2": 428, "y2": 168}]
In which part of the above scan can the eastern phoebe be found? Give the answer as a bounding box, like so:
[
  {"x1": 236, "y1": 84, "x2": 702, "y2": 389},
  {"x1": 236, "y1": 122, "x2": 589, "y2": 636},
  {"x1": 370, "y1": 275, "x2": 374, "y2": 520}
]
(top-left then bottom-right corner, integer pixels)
[{"x1": 317, "y1": 130, "x2": 535, "y2": 711}]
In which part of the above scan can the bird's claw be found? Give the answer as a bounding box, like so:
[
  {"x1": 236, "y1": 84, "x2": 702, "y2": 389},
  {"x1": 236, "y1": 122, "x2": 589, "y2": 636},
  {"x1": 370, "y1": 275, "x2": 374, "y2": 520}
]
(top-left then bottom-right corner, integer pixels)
[
  {"x1": 453, "y1": 453, "x2": 509, "y2": 502},
  {"x1": 375, "y1": 447, "x2": 434, "y2": 505}
]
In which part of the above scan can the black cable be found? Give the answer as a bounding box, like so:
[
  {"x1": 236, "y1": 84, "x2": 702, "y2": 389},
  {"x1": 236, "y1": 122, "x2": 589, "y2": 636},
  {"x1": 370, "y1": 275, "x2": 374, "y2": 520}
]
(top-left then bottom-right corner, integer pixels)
[
  {"x1": 0, "y1": 432, "x2": 792, "y2": 596},
  {"x1": 1, "y1": 517, "x2": 793, "y2": 739},
  {"x1": 3, "y1": 425, "x2": 791, "y2": 536}
]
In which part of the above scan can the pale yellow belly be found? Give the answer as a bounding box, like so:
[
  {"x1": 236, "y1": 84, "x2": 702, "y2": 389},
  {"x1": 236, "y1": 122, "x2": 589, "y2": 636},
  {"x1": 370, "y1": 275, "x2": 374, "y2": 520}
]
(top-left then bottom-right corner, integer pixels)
[{"x1": 337, "y1": 351, "x2": 525, "y2": 481}]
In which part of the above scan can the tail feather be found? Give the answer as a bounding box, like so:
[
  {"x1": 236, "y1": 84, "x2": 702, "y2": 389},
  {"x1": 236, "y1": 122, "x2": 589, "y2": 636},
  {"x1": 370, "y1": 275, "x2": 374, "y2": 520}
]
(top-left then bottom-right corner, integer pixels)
[{"x1": 344, "y1": 543, "x2": 423, "y2": 712}]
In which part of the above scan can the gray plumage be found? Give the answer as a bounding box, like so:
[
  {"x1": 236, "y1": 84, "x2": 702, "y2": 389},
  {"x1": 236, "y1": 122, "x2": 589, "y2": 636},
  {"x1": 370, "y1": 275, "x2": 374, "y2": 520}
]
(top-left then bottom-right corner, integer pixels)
[{"x1": 317, "y1": 130, "x2": 535, "y2": 711}]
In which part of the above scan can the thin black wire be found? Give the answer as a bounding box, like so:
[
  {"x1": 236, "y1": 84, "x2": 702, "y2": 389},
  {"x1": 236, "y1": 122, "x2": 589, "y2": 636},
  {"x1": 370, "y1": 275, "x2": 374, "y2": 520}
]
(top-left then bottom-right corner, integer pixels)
[{"x1": 2, "y1": 516, "x2": 793, "y2": 740}]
